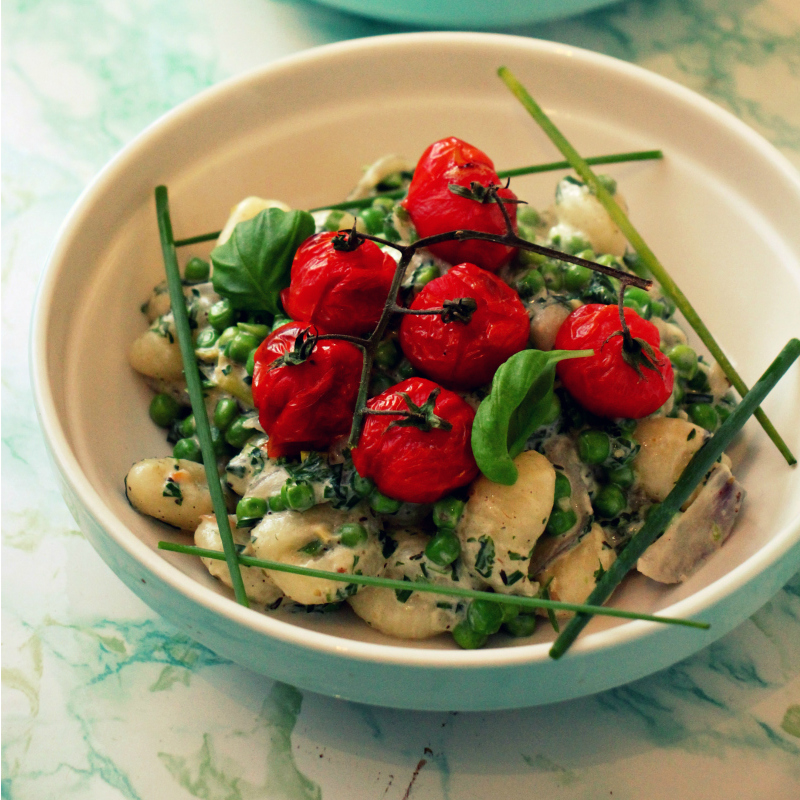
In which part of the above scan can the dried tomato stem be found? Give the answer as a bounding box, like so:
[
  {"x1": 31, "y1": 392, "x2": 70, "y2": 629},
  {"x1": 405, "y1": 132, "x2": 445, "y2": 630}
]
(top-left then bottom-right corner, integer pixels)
[{"x1": 488, "y1": 184, "x2": 517, "y2": 235}]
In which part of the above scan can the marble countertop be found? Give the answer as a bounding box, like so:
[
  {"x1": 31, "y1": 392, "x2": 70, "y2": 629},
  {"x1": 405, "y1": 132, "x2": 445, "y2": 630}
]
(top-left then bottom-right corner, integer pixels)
[{"x1": 3, "y1": 1, "x2": 800, "y2": 797}]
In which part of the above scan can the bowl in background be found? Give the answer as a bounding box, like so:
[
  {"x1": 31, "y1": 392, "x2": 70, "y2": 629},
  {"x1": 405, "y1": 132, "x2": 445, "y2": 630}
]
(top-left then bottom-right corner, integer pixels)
[
  {"x1": 306, "y1": 0, "x2": 621, "y2": 28},
  {"x1": 31, "y1": 32, "x2": 800, "y2": 711}
]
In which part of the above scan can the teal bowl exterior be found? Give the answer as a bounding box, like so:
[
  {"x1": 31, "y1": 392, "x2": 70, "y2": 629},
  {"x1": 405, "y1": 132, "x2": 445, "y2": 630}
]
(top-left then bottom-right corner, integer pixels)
[
  {"x1": 31, "y1": 33, "x2": 800, "y2": 710},
  {"x1": 307, "y1": 0, "x2": 621, "y2": 28}
]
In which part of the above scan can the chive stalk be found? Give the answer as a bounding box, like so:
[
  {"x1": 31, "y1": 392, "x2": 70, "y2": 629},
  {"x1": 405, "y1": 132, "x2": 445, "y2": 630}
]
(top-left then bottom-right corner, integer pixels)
[
  {"x1": 498, "y1": 66, "x2": 796, "y2": 466},
  {"x1": 550, "y1": 337, "x2": 800, "y2": 659},
  {"x1": 305, "y1": 150, "x2": 664, "y2": 213},
  {"x1": 157, "y1": 541, "x2": 708, "y2": 630},
  {"x1": 155, "y1": 185, "x2": 249, "y2": 607},
  {"x1": 173, "y1": 149, "x2": 663, "y2": 245}
]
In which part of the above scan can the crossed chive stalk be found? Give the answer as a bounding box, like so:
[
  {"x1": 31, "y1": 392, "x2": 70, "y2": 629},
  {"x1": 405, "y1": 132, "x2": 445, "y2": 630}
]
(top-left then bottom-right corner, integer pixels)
[{"x1": 155, "y1": 68, "x2": 797, "y2": 657}]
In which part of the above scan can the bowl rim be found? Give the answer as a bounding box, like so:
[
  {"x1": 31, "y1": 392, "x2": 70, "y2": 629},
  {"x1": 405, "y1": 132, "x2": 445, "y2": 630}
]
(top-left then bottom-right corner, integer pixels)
[{"x1": 30, "y1": 30, "x2": 800, "y2": 671}]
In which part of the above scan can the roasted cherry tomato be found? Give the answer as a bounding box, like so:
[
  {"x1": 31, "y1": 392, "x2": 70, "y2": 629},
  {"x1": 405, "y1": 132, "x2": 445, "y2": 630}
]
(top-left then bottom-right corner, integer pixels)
[
  {"x1": 554, "y1": 304, "x2": 674, "y2": 419},
  {"x1": 252, "y1": 322, "x2": 362, "y2": 457},
  {"x1": 402, "y1": 137, "x2": 517, "y2": 272},
  {"x1": 352, "y1": 377, "x2": 479, "y2": 504},
  {"x1": 398, "y1": 262, "x2": 530, "y2": 390},
  {"x1": 280, "y1": 231, "x2": 397, "y2": 336}
]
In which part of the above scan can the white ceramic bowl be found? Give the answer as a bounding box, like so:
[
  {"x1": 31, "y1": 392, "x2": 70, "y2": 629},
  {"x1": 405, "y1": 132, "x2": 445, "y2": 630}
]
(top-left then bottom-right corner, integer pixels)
[{"x1": 31, "y1": 32, "x2": 800, "y2": 711}]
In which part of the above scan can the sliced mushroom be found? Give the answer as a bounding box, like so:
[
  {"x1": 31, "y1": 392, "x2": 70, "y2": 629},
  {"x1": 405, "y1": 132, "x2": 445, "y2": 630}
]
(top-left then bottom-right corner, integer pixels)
[{"x1": 637, "y1": 462, "x2": 745, "y2": 584}]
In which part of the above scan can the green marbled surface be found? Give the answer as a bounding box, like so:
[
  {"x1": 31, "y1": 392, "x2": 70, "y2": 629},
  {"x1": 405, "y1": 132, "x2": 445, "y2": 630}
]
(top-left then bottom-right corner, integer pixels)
[{"x1": 3, "y1": 0, "x2": 800, "y2": 797}]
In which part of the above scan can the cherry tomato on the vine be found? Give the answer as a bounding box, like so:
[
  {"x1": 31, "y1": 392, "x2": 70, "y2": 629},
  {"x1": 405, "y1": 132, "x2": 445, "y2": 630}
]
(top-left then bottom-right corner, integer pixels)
[
  {"x1": 252, "y1": 322, "x2": 362, "y2": 457},
  {"x1": 399, "y1": 262, "x2": 530, "y2": 390},
  {"x1": 554, "y1": 304, "x2": 674, "y2": 419},
  {"x1": 279, "y1": 231, "x2": 397, "y2": 336},
  {"x1": 402, "y1": 137, "x2": 518, "y2": 272},
  {"x1": 352, "y1": 377, "x2": 479, "y2": 504}
]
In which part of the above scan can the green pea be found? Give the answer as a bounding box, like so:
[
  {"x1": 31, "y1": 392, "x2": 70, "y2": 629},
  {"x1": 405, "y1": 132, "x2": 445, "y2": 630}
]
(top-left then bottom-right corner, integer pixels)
[
  {"x1": 396, "y1": 360, "x2": 416, "y2": 380},
  {"x1": 173, "y1": 437, "x2": 202, "y2": 463},
  {"x1": 374, "y1": 339, "x2": 401, "y2": 371},
  {"x1": 667, "y1": 344, "x2": 698, "y2": 379},
  {"x1": 688, "y1": 402, "x2": 719, "y2": 431},
  {"x1": 369, "y1": 372, "x2": 394, "y2": 397},
  {"x1": 208, "y1": 299, "x2": 235, "y2": 331},
  {"x1": 595, "y1": 254, "x2": 621, "y2": 269},
  {"x1": 566, "y1": 234, "x2": 592, "y2": 255},
  {"x1": 413, "y1": 264, "x2": 440, "y2": 289},
  {"x1": 371, "y1": 196, "x2": 395, "y2": 213},
  {"x1": 516, "y1": 269, "x2": 545, "y2": 298},
  {"x1": 687, "y1": 368, "x2": 710, "y2": 392},
  {"x1": 281, "y1": 481, "x2": 315, "y2": 512},
  {"x1": 338, "y1": 523, "x2": 369, "y2": 548},
  {"x1": 245, "y1": 349, "x2": 256, "y2": 377},
  {"x1": 500, "y1": 602, "x2": 520, "y2": 623},
  {"x1": 594, "y1": 484, "x2": 627, "y2": 519},
  {"x1": 607, "y1": 465, "x2": 635, "y2": 489},
  {"x1": 540, "y1": 262, "x2": 564, "y2": 291},
  {"x1": 467, "y1": 599, "x2": 504, "y2": 636},
  {"x1": 650, "y1": 299, "x2": 669, "y2": 319},
  {"x1": 432, "y1": 497, "x2": 465, "y2": 531},
  {"x1": 504, "y1": 613, "x2": 537, "y2": 637},
  {"x1": 184, "y1": 257, "x2": 210, "y2": 282},
  {"x1": 213, "y1": 398, "x2": 238, "y2": 431},
  {"x1": 517, "y1": 248, "x2": 547, "y2": 268},
  {"x1": 517, "y1": 206, "x2": 540, "y2": 228},
  {"x1": 716, "y1": 404, "x2": 731, "y2": 425},
  {"x1": 623, "y1": 287, "x2": 652, "y2": 319},
  {"x1": 425, "y1": 530, "x2": 461, "y2": 566},
  {"x1": 578, "y1": 429, "x2": 611, "y2": 464},
  {"x1": 148, "y1": 393, "x2": 179, "y2": 428},
  {"x1": 564, "y1": 263, "x2": 593, "y2": 292},
  {"x1": 237, "y1": 321, "x2": 269, "y2": 340},
  {"x1": 225, "y1": 416, "x2": 254, "y2": 448},
  {"x1": 271, "y1": 315, "x2": 291, "y2": 333},
  {"x1": 452, "y1": 620, "x2": 487, "y2": 650},
  {"x1": 217, "y1": 326, "x2": 239, "y2": 349},
  {"x1": 553, "y1": 471, "x2": 572, "y2": 501},
  {"x1": 359, "y1": 207, "x2": 385, "y2": 235},
  {"x1": 615, "y1": 417, "x2": 638, "y2": 435},
  {"x1": 369, "y1": 491, "x2": 401, "y2": 515},
  {"x1": 195, "y1": 327, "x2": 219, "y2": 349},
  {"x1": 179, "y1": 414, "x2": 196, "y2": 438},
  {"x1": 324, "y1": 209, "x2": 346, "y2": 232},
  {"x1": 236, "y1": 496, "x2": 267, "y2": 526},
  {"x1": 545, "y1": 507, "x2": 577, "y2": 536},
  {"x1": 227, "y1": 331, "x2": 261, "y2": 365},
  {"x1": 268, "y1": 494, "x2": 287, "y2": 512},
  {"x1": 352, "y1": 474, "x2": 375, "y2": 498}
]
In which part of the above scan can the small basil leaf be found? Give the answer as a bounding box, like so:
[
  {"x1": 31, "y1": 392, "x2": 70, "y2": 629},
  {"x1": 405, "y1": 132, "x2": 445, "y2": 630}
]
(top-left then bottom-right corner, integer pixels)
[
  {"x1": 210, "y1": 208, "x2": 315, "y2": 314},
  {"x1": 472, "y1": 348, "x2": 592, "y2": 485}
]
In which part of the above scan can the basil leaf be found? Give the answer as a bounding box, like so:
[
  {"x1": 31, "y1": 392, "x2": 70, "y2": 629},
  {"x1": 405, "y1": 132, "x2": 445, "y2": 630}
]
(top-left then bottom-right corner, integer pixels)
[
  {"x1": 472, "y1": 348, "x2": 591, "y2": 485},
  {"x1": 210, "y1": 208, "x2": 315, "y2": 314}
]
